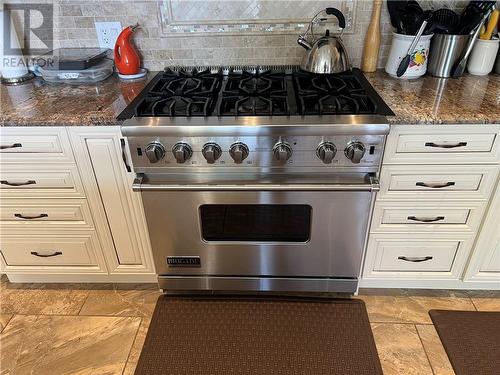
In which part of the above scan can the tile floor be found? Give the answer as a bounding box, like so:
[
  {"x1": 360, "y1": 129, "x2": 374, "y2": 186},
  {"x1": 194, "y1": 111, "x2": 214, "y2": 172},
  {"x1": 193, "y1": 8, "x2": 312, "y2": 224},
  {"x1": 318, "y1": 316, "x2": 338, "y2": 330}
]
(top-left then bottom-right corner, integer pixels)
[{"x1": 1, "y1": 275, "x2": 499, "y2": 375}]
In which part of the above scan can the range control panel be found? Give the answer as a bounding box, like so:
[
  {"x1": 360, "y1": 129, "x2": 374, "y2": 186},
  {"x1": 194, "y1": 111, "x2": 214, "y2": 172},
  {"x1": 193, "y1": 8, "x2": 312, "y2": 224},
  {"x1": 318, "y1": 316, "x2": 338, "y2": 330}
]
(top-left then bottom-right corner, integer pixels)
[{"x1": 128, "y1": 135, "x2": 385, "y2": 171}]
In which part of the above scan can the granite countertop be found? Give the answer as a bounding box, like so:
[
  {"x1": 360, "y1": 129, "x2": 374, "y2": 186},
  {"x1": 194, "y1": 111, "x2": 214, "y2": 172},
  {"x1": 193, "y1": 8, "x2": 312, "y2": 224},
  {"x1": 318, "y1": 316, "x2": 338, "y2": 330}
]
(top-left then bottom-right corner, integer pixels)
[{"x1": 1, "y1": 71, "x2": 499, "y2": 126}]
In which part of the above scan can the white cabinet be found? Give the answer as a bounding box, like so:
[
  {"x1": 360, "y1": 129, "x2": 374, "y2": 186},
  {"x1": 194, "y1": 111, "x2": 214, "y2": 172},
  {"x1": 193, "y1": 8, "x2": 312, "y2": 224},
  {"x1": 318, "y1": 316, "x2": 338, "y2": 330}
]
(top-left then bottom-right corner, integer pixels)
[
  {"x1": 362, "y1": 124, "x2": 500, "y2": 290},
  {"x1": 68, "y1": 127, "x2": 155, "y2": 278},
  {"x1": 0, "y1": 126, "x2": 74, "y2": 163},
  {"x1": 0, "y1": 126, "x2": 155, "y2": 283},
  {"x1": 464, "y1": 176, "x2": 500, "y2": 286}
]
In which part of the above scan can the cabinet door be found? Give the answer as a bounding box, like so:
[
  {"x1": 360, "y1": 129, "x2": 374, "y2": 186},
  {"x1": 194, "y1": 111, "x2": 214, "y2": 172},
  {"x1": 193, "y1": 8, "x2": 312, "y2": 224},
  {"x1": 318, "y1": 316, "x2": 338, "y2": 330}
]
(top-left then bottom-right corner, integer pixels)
[
  {"x1": 464, "y1": 176, "x2": 500, "y2": 284},
  {"x1": 68, "y1": 127, "x2": 155, "y2": 275}
]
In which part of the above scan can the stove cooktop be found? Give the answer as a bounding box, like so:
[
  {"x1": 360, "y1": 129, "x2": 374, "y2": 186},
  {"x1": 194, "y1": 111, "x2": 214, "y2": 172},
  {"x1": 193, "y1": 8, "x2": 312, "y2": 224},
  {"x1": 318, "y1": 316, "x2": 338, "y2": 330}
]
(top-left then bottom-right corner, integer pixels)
[{"x1": 117, "y1": 66, "x2": 393, "y2": 120}]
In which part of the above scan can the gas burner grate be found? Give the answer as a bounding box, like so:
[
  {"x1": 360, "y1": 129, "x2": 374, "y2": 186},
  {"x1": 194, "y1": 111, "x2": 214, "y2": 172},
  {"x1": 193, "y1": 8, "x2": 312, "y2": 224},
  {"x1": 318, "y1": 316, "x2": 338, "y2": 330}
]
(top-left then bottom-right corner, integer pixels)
[
  {"x1": 117, "y1": 66, "x2": 394, "y2": 120},
  {"x1": 218, "y1": 70, "x2": 290, "y2": 116},
  {"x1": 134, "y1": 68, "x2": 222, "y2": 117},
  {"x1": 294, "y1": 71, "x2": 378, "y2": 115}
]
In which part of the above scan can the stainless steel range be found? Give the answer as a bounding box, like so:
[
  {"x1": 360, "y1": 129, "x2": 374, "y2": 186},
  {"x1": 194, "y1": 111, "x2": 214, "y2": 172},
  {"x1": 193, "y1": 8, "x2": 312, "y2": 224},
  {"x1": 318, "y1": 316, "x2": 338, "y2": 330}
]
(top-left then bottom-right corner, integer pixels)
[{"x1": 119, "y1": 66, "x2": 393, "y2": 294}]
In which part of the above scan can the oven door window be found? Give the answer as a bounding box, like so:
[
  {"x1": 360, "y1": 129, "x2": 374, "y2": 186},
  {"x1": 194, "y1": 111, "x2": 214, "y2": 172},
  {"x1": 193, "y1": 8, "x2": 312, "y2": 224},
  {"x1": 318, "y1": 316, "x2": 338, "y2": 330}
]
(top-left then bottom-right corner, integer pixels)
[{"x1": 200, "y1": 205, "x2": 312, "y2": 242}]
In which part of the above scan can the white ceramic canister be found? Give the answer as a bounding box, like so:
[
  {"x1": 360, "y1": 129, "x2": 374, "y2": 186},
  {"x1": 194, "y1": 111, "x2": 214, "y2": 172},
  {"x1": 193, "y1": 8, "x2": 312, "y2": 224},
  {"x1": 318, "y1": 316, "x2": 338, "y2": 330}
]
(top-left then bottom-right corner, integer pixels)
[
  {"x1": 385, "y1": 32, "x2": 433, "y2": 79},
  {"x1": 467, "y1": 37, "x2": 500, "y2": 76}
]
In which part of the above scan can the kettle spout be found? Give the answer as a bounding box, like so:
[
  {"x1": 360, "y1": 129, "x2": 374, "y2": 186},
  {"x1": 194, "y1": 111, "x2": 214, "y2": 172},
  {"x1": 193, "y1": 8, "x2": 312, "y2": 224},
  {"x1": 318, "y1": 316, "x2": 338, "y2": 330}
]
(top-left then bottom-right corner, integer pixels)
[{"x1": 297, "y1": 36, "x2": 312, "y2": 50}]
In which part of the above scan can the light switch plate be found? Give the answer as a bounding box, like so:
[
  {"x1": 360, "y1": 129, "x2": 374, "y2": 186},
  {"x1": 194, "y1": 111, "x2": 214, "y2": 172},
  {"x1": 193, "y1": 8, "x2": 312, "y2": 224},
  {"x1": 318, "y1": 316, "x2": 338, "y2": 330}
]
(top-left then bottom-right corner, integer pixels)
[{"x1": 95, "y1": 21, "x2": 122, "y2": 49}]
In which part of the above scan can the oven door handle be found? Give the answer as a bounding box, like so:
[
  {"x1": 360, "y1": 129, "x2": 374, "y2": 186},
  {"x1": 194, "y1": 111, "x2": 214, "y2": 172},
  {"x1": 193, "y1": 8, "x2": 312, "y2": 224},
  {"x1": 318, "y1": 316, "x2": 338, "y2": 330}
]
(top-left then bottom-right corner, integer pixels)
[{"x1": 132, "y1": 175, "x2": 380, "y2": 192}]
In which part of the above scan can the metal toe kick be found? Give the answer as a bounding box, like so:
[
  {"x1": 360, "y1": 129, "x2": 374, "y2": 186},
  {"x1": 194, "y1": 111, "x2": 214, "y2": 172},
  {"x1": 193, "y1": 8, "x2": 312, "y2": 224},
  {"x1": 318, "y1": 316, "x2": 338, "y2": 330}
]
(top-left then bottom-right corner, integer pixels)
[{"x1": 158, "y1": 276, "x2": 358, "y2": 293}]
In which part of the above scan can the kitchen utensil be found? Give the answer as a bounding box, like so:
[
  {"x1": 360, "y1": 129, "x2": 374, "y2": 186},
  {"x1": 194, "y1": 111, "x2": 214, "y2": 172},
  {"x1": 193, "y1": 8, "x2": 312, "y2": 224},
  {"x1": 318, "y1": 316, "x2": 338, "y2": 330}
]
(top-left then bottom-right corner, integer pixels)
[
  {"x1": 297, "y1": 8, "x2": 351, "y2": 74},
  {"x1": 114, "y1": 23, "x2": 141, "y2": 75},
  {"x1": 37, "y1": 48, "x2": 110, "y2": 70},
  {"x1": 429, "y1": 9, "x2": 460, "y2": 34},
  {"x1": 387, "y1": 1, "x2": 407, "y2": 33},
  {"x1": 428, "y1": 34, "x2": 469, "y2": 77},
  {"x1": 401, "y1": 3, "x2": 425, "y2": 35},
  {"x1": 396, "y1": 18, "x2": 429, "y2": 77},
  {"x1": 385, "y1": 31, "x2": 433, "y2": 78},
  {"x1": 452, "y1": 8, "x2": 493, "y2": 78},
  {"x1": 467, "y1": 37, "x2": 499, "y2": 75},
  {"x1": 361, "y1": 0, "x2": 383, "y2": 72},
  {"x1": 480, "y1": 9, "x2": 499, "y2": 39},
  {"x1": 458, "y1": 1, "x2": 495, "y2": 34}
]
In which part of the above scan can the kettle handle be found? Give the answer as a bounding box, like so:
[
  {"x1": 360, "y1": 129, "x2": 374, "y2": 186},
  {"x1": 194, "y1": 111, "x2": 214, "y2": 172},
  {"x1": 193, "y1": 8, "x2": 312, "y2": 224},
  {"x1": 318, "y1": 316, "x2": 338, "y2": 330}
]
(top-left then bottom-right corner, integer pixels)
[{"x1": 325, "y1": 8, "x2": 346, "y2": 29}]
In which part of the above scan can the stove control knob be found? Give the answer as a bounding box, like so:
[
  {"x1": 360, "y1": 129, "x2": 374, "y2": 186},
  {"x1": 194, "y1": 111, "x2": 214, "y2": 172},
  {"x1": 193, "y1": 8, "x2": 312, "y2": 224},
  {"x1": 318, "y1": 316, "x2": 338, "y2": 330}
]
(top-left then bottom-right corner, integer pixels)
[
  {"x1": 202, "y1": 143, "x2": 222, "y2": 164},
  {"x1": 145, "y1": 142, "x2": 166, "y2": 163},
  {"x1": 273, "y1": 142, "x2": 293, "y2": 163},
  {"x1": 316, "y1": 142, "x2": 337, "y2": 164},
  {"x1": 229, "y1": 142, "x2": 249, "y2": 164},
  {"x1": 172, "y1": 142, "x2": 193, "y2": 164},
  {"x1": 345, "y1": 142, "x2": 366, "y2": 164}
]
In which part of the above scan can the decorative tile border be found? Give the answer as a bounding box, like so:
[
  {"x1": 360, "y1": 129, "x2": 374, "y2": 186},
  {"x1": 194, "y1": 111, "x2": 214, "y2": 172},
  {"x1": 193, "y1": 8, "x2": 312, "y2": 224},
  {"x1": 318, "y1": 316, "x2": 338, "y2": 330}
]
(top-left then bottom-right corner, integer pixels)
[{"x1": 159, "y1": 0, "x2": 355, "y2": 35}]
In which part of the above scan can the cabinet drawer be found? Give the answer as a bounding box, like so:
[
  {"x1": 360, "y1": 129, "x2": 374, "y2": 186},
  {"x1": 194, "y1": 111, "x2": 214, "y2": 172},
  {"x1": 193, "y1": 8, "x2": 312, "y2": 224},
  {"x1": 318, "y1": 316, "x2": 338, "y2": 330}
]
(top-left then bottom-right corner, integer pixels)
[
  {"x1": 390, "y1": 174, "x2": 481, "y2": 191},
  {"x1": 0, "y1": 164, "x2": 85, "y2": 198},
  {"x1": 363, "y1": 233, "x2": 474, "y2": 280},
  {"x1": 383, "y1": 126, "x2": 500, "y2": 164},
  {"x1": 0, "y1": 127, "x2": 74, "y2": 163},
  {"x1": 0, "y1": 232, "x2": 100, "y2": 266},
  {"x1": 396, "y1": 134, "x2": 495, "y2": 154},
  {"x1": 378, "y1": 165, "x2": 498, "y2": 200},
  {"x1": 373, "y1": 240, "x2": 458, "y2": 272},
  {"x1": 0, "y1": 199, "x2": 93, "y2": 229},
  {"x1": 371, "y1": 201, "x2": 486, "y2": 233}
]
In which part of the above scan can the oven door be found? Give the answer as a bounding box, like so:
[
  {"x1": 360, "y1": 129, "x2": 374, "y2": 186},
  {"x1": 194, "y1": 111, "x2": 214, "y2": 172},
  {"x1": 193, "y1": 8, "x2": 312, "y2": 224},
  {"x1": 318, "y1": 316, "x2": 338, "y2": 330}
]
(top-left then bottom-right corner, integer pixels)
[{"x1": 134, "y1": 174, "x2": 379, "y2": 293}]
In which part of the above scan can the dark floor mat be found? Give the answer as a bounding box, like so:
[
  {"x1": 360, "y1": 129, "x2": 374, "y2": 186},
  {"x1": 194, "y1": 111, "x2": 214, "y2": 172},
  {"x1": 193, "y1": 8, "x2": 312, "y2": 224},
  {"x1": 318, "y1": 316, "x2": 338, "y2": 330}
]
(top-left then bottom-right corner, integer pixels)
[
  {"x1": 134, "y1": 295, "x2": 383, "y2": 375},
  {"x1": 430, "y1": 309, "x2": 500, "y2": 375}
]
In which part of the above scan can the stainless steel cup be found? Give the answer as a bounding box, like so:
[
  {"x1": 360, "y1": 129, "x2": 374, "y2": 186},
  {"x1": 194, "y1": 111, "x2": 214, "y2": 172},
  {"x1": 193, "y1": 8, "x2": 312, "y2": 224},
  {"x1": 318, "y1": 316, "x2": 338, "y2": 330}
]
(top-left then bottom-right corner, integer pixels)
[{"x1": 427, "y1": 34, "x2": 469, "y2": 78}]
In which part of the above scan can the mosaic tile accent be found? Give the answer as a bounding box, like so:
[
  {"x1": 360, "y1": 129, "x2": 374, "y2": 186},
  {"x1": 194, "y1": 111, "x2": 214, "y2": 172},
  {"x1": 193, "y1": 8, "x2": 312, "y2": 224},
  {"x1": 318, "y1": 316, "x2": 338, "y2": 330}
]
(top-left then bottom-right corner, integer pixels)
[{"x1": 159, "y1": 0, "x2": 355, "y2": 35}]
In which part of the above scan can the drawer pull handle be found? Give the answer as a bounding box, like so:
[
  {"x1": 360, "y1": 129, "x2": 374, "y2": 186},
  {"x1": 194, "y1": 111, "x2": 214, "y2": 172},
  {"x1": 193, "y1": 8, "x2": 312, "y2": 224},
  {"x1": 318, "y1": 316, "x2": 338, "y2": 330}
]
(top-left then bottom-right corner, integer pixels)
[
  {"x1": 0, "y1": 143, "x2": 22, "y2": 150},
  {"x1": 0, "y1": 180, "x2": 36, "y2": 187},
  {"x1": 425, "y1": 142, "x2": 467, "y2": 149},
  {"x1": 14, "y1": 213, "x2": 48, "y2": 220},
  {"x1": 398, "y1": 256, "x2": 433, "y2": 263},
  {"x1": 416, "y1": 181, "x2": 455, "y2": 189},
  {"x1": 30, "y1": 251, "x2": 62, "y2": 258},
  {"x1": 407, "y1": 216, "x2": 445, "y2": 223},
  {"x1": 121, "y1": 138, "x2": 132, "y2": 173}
]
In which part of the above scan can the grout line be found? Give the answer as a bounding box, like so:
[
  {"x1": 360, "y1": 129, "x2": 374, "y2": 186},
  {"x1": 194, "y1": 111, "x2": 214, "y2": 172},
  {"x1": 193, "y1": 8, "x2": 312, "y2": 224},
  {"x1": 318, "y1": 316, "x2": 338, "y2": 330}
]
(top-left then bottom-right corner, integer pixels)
[
  {"x1": 415, "y1": 323, "x2": 436, "y2": 375},
  {"x1": 122, "y1": 316, "x2": 143, "y2": 375},
  {"x1": 369, "y1": 320, "x2": 430, "y2": 325},
  {"x1": 0, "y1": 314, "x2": 15, "y2": 333},
  {"x1": 77, "y1": 291, "x2": 91, "y2": 316},
  {"x1": 470, "y1": 297, "x2": 479, "y2": 311},
  {"x1": 3, "y1": 312, "x2": 144, "y2": 320}
]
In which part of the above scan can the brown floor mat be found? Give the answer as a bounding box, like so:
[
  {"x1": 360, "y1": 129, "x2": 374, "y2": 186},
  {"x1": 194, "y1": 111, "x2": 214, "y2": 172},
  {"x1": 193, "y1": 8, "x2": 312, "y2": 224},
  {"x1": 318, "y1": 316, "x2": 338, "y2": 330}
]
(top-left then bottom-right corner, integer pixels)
[
  {"x1": 430, "y1": 309, "x2": 500, "y2": 375},
  {"x1": 135, "y1": 296, "x2": 382, "y2": 375}
]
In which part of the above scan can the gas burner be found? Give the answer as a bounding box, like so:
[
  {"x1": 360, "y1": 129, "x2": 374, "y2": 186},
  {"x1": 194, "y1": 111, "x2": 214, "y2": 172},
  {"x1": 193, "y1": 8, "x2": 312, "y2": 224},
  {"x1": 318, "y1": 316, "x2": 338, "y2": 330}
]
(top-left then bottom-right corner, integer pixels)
[
  {"x1": 218, "y1": 94, "x2": 289, "y2": 116},
  {"x1": 133, "y1": 68, "x2": 221, "y2": 117},
  {"x1": 293, "y1": 71, "x2": 378, "y2": 115},
  {"x1": 135, "y1": 95, "x2": 213, "y2": 117},
  {"x1": 218, "y1": 70, "x2": 290, "y2": 116}
]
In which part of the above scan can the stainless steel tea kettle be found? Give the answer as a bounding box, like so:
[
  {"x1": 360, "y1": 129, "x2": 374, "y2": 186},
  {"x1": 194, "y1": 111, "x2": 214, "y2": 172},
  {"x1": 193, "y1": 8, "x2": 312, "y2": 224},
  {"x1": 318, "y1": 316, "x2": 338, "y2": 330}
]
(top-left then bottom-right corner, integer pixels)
[{"x1": 297, "y1": 7, "x2": 351, "y2": 74}]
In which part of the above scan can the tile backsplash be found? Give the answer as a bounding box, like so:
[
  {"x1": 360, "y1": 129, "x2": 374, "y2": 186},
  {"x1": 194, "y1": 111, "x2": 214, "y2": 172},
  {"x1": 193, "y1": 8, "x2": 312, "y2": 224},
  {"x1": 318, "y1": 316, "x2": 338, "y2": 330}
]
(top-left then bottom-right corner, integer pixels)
[{"x1": 11, "y1": 0, "x2": 471, "y2": 70}]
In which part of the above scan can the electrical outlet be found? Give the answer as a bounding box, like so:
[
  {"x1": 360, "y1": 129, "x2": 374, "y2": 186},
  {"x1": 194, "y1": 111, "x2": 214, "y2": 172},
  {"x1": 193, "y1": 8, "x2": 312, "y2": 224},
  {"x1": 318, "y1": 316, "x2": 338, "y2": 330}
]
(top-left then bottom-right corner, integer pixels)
[{"x1": 95, "y1": 21, "x2": 122, "y2": 49}]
